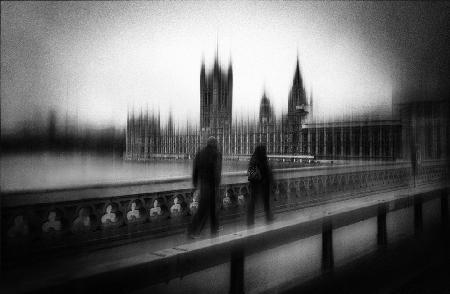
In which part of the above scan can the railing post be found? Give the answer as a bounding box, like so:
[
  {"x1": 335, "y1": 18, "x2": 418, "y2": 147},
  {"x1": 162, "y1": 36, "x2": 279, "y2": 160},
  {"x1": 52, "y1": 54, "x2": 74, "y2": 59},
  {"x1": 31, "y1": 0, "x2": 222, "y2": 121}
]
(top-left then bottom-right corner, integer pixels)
[
  {"x1": 230, "y1": 246, "x2": 245, "y2": 294},
  {"x1": 414, "y1": 196, "x2": 423, "y2": 235},
  {"x1": 377, "y1": 204, "x2": 388, "y2": 248},
  {"x1": 442, "y1": 189, "x2": 449, "y2": 230},
  {"x1": 322, "y1": 219, "x2": 334, "y2": 272}
]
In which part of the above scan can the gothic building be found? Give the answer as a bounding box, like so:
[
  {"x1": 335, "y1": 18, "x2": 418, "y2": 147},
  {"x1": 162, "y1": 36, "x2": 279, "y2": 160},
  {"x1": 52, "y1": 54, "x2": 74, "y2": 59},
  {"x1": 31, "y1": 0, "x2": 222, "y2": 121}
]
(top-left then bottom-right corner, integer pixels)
[
  {"x1": 125, "y1": 54, "x2": 446, "y2": 162},
  {"x1": 200, "y1": 55, "x2": 233, "y2": 134}
]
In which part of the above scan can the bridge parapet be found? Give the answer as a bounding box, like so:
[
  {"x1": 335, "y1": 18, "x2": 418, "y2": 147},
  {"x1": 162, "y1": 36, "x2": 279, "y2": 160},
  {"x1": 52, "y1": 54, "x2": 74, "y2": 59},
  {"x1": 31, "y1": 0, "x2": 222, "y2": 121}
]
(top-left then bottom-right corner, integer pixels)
[{"x1": 1, "y1": 160, "x2": 447, "y2": 261}]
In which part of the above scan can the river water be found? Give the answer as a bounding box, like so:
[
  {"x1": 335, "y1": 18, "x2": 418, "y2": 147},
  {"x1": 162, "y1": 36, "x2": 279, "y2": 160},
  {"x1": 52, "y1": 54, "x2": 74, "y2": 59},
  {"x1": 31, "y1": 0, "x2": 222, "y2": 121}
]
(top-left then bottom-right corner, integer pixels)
[{"x1": 1, "y1": 152, "x2": 248, "y2": 192}]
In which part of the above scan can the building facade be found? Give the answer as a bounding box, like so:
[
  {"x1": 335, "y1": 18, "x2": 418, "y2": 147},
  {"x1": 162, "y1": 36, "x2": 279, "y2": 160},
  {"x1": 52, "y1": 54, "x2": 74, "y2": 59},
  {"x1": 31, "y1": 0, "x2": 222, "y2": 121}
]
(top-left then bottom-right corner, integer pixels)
[{"x1": 125, "y1": 55, "x2": 447, "y2": 162}]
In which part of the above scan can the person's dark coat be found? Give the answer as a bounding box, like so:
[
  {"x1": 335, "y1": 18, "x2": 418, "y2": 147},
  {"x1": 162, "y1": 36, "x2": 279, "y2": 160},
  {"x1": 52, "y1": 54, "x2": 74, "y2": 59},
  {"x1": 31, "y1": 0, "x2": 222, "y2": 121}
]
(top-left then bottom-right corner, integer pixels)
[
  {"x1": 247, "y1": 145, "x2": 274, "y2": 226},
  {"x1": 188, "y1": 137, "x2": 222, "y2": 235}
]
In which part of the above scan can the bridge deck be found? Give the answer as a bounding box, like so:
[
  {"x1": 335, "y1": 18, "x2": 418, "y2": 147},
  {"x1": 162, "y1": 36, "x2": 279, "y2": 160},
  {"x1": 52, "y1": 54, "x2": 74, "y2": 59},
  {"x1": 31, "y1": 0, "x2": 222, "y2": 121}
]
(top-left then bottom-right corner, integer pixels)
[{"x1": 1, "y1": 182, "x2": 447, "y2": 294}]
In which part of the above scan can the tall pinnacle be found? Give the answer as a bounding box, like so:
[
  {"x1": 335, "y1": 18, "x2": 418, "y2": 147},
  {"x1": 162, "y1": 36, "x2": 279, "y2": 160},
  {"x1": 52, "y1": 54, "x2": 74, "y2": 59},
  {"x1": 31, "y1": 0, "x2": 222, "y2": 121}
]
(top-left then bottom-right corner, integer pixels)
[
  {"x1": 214, "y1": 38, "x2": 220, "y2": 75},
  {"x1": 293, "y1": 56, "x2": 303, "y2": 88},
  {"x1": 200, "y1": 54, "x2": 205, "y2": 77},
  {"x1": 215, "y1": 34, "x2": 219, "y2": 65}
]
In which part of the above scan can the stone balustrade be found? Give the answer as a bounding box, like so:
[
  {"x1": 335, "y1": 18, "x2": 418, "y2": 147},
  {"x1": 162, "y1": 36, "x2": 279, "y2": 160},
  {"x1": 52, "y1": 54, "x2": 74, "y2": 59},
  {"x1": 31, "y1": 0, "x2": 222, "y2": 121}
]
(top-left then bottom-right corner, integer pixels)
[{"x1": 1, "y1": 160, "x2": 447, "y2": 261}]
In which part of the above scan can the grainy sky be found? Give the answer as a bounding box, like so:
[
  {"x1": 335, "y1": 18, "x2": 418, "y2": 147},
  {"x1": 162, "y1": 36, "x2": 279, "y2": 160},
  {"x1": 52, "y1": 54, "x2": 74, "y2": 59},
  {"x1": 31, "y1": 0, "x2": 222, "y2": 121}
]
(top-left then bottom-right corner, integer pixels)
[{"x1": 1, "y1": 1, "x2": 448, "y2": 131}]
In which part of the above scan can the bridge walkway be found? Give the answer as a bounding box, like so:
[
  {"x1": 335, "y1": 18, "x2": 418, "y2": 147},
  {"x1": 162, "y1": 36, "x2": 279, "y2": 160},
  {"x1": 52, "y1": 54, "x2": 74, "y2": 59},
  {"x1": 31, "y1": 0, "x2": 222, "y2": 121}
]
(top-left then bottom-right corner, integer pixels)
[
  {"x1": 1, "y1": 182, "x2": 448, "y2": 294},
  {"x1": 282, "y1": 217, "x2": 449, "y2": 294}
]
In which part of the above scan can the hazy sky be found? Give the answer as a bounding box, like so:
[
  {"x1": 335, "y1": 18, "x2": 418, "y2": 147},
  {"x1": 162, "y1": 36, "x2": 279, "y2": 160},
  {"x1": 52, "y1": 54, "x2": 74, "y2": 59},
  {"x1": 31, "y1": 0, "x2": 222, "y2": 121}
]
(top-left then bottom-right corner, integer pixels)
[{"x1": 1, "y1": 1, "x2": 448, "y2": 131}]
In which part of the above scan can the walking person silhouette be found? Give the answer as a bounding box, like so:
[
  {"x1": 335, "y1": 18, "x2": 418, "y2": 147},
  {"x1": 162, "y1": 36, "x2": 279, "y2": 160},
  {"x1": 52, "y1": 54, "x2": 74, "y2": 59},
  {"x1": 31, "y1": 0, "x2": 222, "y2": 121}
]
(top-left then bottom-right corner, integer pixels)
[
  {"x1": 247, "y1": 145, "x2": 274, "y2": 226},
  {"x1": 188, "y1": 136, "x2": 222, "y2": 238}
]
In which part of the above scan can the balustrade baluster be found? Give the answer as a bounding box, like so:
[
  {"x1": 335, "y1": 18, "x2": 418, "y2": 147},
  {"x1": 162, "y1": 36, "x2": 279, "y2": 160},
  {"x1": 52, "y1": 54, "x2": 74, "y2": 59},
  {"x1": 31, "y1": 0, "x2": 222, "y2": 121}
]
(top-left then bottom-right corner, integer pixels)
[
  {"x1": 377, "y1": 204, "x2": 387, "y2": 248},
  {"x1": 322, "y1": 219, "x2": 334, "y2": 272},
  {"x1": 442, "y1": 189, "x2": 449, "y2": 231},
  {"x1": 414, "y1": 196, "x2": 423, "y2": 235},
  {"x1": 230, "y1": 246, "x2": 245, "y2": 294}
]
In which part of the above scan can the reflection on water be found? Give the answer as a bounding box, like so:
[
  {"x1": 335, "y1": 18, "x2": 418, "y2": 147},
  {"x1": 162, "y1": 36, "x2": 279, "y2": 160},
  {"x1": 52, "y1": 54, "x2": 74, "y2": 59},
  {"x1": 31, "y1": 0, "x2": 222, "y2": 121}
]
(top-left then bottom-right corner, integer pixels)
[{"x1": 1, "y1": 152, "x2": 248, "y2": 191}]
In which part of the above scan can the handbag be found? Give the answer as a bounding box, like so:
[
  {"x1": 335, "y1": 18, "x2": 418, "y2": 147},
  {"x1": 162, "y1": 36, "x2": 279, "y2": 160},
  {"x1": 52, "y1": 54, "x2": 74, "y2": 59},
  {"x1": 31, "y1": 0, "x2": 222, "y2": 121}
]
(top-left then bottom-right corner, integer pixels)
[{"x1": 247, "y1": 165, "x2": 262, "y2": 182}]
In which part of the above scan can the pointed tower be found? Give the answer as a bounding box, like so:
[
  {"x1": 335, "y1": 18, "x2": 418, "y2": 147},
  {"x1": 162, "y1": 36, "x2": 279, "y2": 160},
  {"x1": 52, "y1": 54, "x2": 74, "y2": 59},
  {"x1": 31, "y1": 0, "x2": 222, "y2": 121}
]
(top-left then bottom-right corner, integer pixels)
[
  {"x1": 227, "y1": 60, "x2": 233, "y2": 122},
  {"x1": 288, "y1": 56, "x2": 308, "y2": 114},
  {"x1": 199, "y1": 46, "x2": 233, "y2": 140},
  {"x1": 309, "y1": 88, "x2": 314, "y2": 122},
  {"x1": 212, "y1": 44, "x2": 220, "y2": 129},
  {"x1": 259, "y1": 90, "x2": 274, "y2": 126},
  {"x1": 286, "y1": 55, "x2": 309, "y2": 154},
  {"x1": 200, "y1": 55, "x2": 209, "y2": 131}
]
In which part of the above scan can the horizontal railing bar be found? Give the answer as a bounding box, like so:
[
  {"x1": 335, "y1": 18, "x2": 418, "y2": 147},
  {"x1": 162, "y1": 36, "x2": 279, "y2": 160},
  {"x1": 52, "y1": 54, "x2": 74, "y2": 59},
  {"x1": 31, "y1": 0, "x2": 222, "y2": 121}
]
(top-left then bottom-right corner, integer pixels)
[
  {"x1": 1, "y1": 160, "x2": 431, "y2": 207},
  {"x1": 1, "y1": 160, "x2": 405, "y2": 194}
]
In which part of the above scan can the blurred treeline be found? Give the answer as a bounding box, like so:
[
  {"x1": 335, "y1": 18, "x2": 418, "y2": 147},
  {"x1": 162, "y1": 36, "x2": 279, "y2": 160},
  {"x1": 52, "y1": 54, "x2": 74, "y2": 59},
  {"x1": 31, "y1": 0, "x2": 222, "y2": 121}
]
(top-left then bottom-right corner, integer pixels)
[{"x1": 1, "y1": 110, "x2": 125, "y2": 155}]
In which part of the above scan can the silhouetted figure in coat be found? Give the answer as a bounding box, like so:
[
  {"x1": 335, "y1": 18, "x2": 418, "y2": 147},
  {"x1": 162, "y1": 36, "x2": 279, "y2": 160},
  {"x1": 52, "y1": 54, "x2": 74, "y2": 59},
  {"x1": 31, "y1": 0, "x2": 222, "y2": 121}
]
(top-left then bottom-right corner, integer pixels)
[
  {"x1": 247, "y1": 145, "x2": 274, "y2": 226},
  {"x1": 188, "y1": 137, "x2": 222, "y2": 237}
]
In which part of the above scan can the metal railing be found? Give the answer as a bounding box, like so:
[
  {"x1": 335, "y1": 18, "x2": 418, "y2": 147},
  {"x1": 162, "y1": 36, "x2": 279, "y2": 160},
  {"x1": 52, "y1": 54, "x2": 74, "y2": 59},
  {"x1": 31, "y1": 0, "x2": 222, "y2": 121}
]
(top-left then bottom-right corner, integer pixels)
[{"x1": 1, "y1": 160, "x2": 447, "y2": 261}]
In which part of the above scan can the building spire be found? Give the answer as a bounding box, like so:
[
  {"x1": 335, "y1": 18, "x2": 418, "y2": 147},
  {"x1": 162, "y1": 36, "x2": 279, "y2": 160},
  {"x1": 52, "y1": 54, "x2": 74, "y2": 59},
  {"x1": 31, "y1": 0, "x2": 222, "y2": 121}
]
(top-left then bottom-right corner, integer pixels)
[
  {"x1": 294, "y1": 56, "x2": 301, "y2": 85},
  {"x1": 215, "y1": 32, "x2": 219, "y2": 64},
  {"x1": 228, "y1": 52, "x2": 233, "y2": 83},
  {"x1": 200, "y1": 53, "x2": 206, "y2": 77}
]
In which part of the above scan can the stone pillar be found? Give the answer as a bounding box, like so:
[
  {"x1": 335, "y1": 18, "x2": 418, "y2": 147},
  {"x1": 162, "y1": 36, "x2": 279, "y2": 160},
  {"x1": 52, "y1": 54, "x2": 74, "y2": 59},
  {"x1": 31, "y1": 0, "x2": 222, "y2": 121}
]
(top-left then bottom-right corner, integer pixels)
[
  {"x1": 414, "y1": 196, "x2": 423, "y2": 236},
  {"x1": 272, "y1": 126, "x2": 275, "y2": 155},
  {"x1": 369, "y1": 127, "x2": 373, "y2": 158},
  {"x1": 359, "y1": 125, "x2": 363, "y2": 159},
  {"x1": 246, "y1": 129, "x2": 249, "y2": 155},
  {"x1": 315, "y1": 127, "x2": 319, "y2": 156},
  {"x1": 323, "y1": 128, "x2": 328, "y2": 158},
  {"x1": 440, "y1": 112, "x2": 446, "y2": 159},
  {"x1": 227, "y1": 130, "x2": 230, "y2": 156},
  {"x1": 253, "y1": 129, "x2": 256, "y2": 153},
  {"x1": 388, "y1": 125, "x2": 393, "y2": 159},
  {"x1": 377, "y1": 204, "x2": 387, "y2": 248},
  {"x1": 229, "y1": 247, "x2": 245, "y2": 294},
  {"x1": 441, "y1": 189, "x2": 449, "y2": 230},
  {"x1": 401, "y1": 107, "x2": 411, "y2": 161},
  {"x1": 322, "y1": 219, "x2": 334, "y2": 272},
  {"x1": 331, "y1": 125, "x2": 336, "y2": 159},
  {"x1": 279, "y1": 125, "x2": 282, "y2": 154},
  {"x1": 350, "y1": 125, "x2": 354, "y2": 158},
  {"x1": 379, "y1": 125, "x2": 383, "y2": 159},
  {"x1": 421, "y1": 104, "x2": 426, "y2": 160},
  {"x1": 234, "y1": 129, "x2": 237, "y2": 155},
  {"x1": 299, "y1": 129, "x2": 303, "y2": 155},
  {"x1": 340, "y1": 124, "x2": 344, "y2": 158},
  {"x1": 307, "y1": 129, "x2": 311, "y2": 155},
  {"x1": 430, "y1": 106, "x2": 435, "y2": 159}
]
